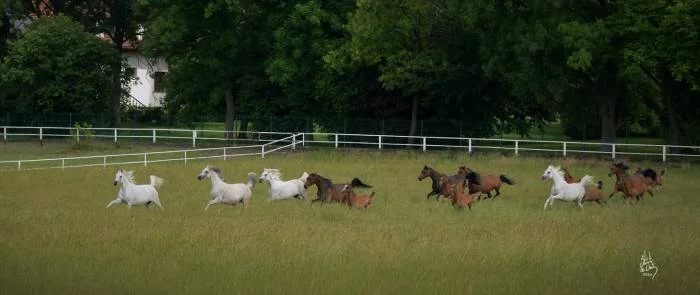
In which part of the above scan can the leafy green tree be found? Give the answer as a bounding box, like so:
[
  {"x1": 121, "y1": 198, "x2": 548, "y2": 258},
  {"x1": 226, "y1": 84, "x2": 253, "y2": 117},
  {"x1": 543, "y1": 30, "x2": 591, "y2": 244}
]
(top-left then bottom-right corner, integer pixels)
[
  {"x1": 138, "y1": 0, "x2": 284, "y2": 137},
  {"x1": 22, "y1": 0, "x2": 140, "y2": 127},
  {"x1": 0, "y1": 16, "x2": 119, "y2": 122}
]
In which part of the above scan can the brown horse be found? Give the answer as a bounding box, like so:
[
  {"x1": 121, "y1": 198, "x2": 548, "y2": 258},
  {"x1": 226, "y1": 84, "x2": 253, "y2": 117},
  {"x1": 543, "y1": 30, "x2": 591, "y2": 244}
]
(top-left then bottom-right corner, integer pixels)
[
  {"x1": 457, "y1": 166, "x2": 515, "y2": 200},
  {"x1": 607, "y1": 162, "x2": 652, "y2": 204},
  {"x1": 439, "y1": 176, "x2": 477, "y2": 210},
  {"x1": 418, "y1": 165, "x2": 464, "y2": 201},
  {"x1": 304, "y1": 173, "x2": 372, "y2": 204},
  {"x1": 636, "y1": 167, "x2": 665, "y2": 190},
  {"x1": 341, "y1": 185, "x2": 375, "y2": 209},
  {"x1": 562, "y1": 168, "x2": 605, "y2": 205}
]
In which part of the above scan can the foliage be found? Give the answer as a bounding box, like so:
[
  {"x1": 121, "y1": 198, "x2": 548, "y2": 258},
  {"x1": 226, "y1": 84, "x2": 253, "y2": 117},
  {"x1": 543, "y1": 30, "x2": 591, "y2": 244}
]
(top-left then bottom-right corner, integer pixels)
[
  {"x1": 0, "y1": 16, "x2": 119, "y2": 124},
  {"x1": 69, "y1": 122, "x2": 96, "y2": 148}
]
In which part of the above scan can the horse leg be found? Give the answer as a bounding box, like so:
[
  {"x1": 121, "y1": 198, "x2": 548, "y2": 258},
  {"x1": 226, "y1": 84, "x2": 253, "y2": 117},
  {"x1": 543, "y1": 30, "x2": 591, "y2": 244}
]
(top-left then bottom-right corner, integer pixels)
[
  {"x1": 106, "y1": 199, "x2": 122, "y2": 208},
  {"x1": 544, "y1": 196, "x2": 553, "y2": 210},
  {"x1": 152, "y1": 198, "x2": 164, "y2": 210},
  {"x1": 205, "y1": 199, "x2": 218, "y2": 210},
  {"x1": 491, "y1": 189, "x2": 501, "y2": 201}
]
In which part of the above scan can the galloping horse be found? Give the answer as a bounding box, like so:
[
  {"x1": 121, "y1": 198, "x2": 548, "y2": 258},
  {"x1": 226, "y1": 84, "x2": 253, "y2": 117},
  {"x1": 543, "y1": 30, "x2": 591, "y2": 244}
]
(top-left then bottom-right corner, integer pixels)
[
  {"x1": 304, "y1": 173, "x2": 372, "y2": 204},
  {"x1": 607, "y1": 161, "x2": 652, "y2": 204},
  {"x1": 417, "y1": 165, "x2": 464, "y2": 201},
  {"x1": 562, "y1": 168, "x2": 605, "y2": 205},
  {"x1": 341, "y1": 185, "x2": 376, "y2": 209},
  {"x1": 457, "y1": 166, "x2": 515, "y2": 200},
  {"x1": 108, "y1": 170, "x2": 164, "y2": 210},
  {"x1": 439, "y1": 175, "x2": 478, "y2": 210},
  {"x1": 541, "y1": 165, "x2": 593, "y2": 210},
  {"x1": 197, "y1": 165, "x2": 256, "y2": 210},
  {"x1": 635, "y1": 167, "x2": 665, "y2": 190}
]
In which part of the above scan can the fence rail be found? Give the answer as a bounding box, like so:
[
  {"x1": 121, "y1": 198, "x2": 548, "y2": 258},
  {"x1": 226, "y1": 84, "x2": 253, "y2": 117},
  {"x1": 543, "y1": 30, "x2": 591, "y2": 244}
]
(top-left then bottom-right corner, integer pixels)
[{"x1": 2, "y1": 126, "x2": 699, "y2": 171}]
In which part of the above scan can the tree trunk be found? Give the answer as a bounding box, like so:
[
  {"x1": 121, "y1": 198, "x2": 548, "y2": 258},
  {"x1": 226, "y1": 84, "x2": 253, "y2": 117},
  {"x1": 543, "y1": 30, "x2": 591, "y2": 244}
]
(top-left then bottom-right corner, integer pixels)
[
  {"x1": 407, "y1": 96, "x2": 419, "y2": 146},
  {"x1": 224, "y1": 85, "x2": 236, "y2": 140},
  {"x1": 660, "y1": 68, "x2": 681, "y2": 153},
  {"x1": 599, "y1": 63, "x2": 618, "y2": 152},
  {"x1": 238, "y1": 114, "x2": 249, "y2": 139},
  {"x1": 110, "y1": 61, "x2": 122, "y2": 127}
]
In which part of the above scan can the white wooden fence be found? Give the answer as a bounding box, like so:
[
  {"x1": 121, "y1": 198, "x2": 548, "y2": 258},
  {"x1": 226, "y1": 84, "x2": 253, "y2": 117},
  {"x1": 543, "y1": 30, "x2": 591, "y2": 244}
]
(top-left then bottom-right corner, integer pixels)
[{"x1": 1, "y1": 126, "x2": 699, "y2": 171}]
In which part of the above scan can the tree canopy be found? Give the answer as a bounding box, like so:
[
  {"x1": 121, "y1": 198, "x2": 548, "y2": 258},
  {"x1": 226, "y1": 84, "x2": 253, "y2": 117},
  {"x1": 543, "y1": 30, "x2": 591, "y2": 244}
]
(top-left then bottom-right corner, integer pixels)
[
  {"x1": 1, "y1": 0, "x2": 700, "y2": 144},
  {"x1": 0, "y1": 15, "x2": 118, "y2": 123}
]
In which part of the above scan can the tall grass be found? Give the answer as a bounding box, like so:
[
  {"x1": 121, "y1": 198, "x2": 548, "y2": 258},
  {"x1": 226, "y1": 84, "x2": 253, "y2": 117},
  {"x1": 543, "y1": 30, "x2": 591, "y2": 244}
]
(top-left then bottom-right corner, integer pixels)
[{"x1": 0, "y1": 150, "x2": 698, "y2": 294}]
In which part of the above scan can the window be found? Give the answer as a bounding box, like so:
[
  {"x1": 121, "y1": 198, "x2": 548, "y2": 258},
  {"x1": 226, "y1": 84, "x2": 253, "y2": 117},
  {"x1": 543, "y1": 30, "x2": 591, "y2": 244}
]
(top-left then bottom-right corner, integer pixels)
[
  {"x1": 153, "y1": 72, "x2": 166, "y2": 93},
  {"x1": 125, "y1": 68, "x2": 136, "y2": 79}
]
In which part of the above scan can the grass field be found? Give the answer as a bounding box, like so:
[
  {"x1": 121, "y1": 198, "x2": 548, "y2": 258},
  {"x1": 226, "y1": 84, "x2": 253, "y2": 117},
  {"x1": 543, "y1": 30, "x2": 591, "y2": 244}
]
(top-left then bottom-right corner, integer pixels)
[{"x1": 0, "y1": 146, "x2": 698, "y2": 294}]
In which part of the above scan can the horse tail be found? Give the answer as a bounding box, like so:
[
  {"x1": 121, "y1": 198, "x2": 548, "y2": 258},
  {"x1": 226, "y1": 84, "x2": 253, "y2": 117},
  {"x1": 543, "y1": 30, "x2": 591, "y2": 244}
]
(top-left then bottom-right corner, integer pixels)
[
  {"x1": 370, "y1": 191, "x2": 376, "y2": 199},
  {"x1": 351, "y1": 178, "x2": 372, "y2": 188},
  {"x1": 597, "y1": 180, "x2": 603, "y2": 190},
  {"x1": 579, "y1": 175, "x2": 594, "y2": 186},
  {"x1": 247, "y1": 172, "x2": 257, "y2": 188},
  {"x1": 659, "y1": 168, "x2": 666, "y2": 176},
  {"x1": 499, "y1": 175, "x2": 515, "y2": 185},
  {"x1": 150, "y1": 175, "x2": 164, "y2": 187}
]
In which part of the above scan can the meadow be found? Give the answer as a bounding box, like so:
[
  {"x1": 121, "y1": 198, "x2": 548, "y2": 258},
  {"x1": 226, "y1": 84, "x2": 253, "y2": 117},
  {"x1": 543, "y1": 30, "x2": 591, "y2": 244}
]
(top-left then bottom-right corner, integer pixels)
[{"x1": 0, "y1": 144, "x2": 698, "y2": 294}]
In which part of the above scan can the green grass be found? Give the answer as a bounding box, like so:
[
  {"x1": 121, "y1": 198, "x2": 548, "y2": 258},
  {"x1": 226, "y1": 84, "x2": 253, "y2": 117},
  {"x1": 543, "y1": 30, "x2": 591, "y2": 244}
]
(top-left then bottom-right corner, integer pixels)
[{"x1": 0, "y1": 147, "x2": 698, "y2": 294}]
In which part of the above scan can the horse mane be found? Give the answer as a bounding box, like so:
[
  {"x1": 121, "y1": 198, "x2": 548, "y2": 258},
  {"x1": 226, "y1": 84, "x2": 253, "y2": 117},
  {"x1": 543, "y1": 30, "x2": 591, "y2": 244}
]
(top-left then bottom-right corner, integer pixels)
[
  {"x1": 613, "y1": 161, "x2": 629, "y2": 171},
  {"x1": 638, "y1": 168, "x2": 657, "y2": 180},
  {"x1": 267, "y1": 169, "x2": 282, "y2": 180},
  {"x1": 465, "y1": 171, "x2": 480, "y2": 185},
  {"x1": 548, "y1": 165, "x2": 565, "y2": 177},
  {"x1": 124, "y1": 171, "x2": 135, "y2": 183},
  {"x1": 210, "y1": 167, "x2": 223, "y2": 179}
]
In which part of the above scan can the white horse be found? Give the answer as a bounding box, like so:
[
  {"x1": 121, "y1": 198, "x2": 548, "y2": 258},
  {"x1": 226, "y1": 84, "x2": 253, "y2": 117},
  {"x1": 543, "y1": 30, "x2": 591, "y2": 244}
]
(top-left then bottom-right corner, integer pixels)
[
  {"x1": 197, "y1": 165, "x2": 256, "y2": 210},
  {"x1": 107, "y1": 169, "x2": 164, "y2": 210},
  {"x1": 541, "y1": 165, "x2": 593, "y2": 210},
  {"x1": 259, "y1": 168, "x2": 308, "y2": 201}
]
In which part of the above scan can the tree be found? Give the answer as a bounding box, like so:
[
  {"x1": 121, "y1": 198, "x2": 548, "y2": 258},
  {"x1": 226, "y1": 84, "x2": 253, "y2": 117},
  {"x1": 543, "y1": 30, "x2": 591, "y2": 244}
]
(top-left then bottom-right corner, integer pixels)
[
  {"x1": 138, "y1": 0, "x2": 283, "y2": 138},
  {"x1": 0, "y1": 16, "x2": 118, "y2": 123},
  {"x1": 21, "y1": 0, "x2": 140, "y2": 127}
]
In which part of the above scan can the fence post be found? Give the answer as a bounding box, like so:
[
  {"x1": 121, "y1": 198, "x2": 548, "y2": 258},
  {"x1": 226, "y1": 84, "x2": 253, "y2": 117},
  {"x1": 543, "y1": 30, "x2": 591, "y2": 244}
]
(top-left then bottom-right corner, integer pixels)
[
  {"x1": 563, "y1": 142, "x2": 567, "y2": 157},
  {"x1": 192, "y1": 130, "x2": 197, "y2": 148},
  {"x1": 514, "y1": 140, "x2": 519, "y2": 155},
  {"x1": 292, "y1": 134, "x2": 296, "y2": 151},
  {"x1": 76, "y1": 128, "x2": 80, "y2": 144},
  {"x1": 184, "y1": 151, "x2": 187, "y2": 165},
  {"x1": 378, "y1": 135, "x2": 382, "y2": 150},
  {"x1": 611, "y1": 144, "x2": 616, "y2": 159},
  {"x1": 223, "y1": 148, "x2": 227, "y2": 161},
  {"x1": 62, "y1": 159, "x2": 65, "y2": 170},
  {"x1": 422, "y1": 137, "x2": 427, "y2": 152},
  {"x1": 662, "y1": 145, "x2": 667, "y2": 162},
  {"x1": 103, "y1": 156, "x2": 106, "y2": 167},
  {"x1": 153, "y1": 129, "x2": 156, "y2": 144},
  {"x1": 144, "y1": 154, "x2": 147, "y2": 167},
  {"x1": 335, "y1": 134, "x2": 338, "y2": 149},
  {"x1": 302, "y1": 133, "x2": 305, "y2": 146},
  {"x1": 262, "y1": 145, "x2": 266, "y2": 159},
  {"x1": 3, "y1": 127, "x2": 6, "y2": 143},
  {"x1": 39, "y1": 127, "x2": 43, "y2": 145},
  {"x1": 468, "y1": 139, "x2": 472, "y2": 154},
  {"x1": 18, "y1": 161, "x2": 21, "y2": 170}
]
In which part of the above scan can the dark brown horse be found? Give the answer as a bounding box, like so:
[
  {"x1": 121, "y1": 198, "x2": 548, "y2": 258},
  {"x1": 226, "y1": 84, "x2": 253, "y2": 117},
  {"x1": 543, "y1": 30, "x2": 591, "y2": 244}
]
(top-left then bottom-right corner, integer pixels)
[
  {"x1": 418, "y1": 165, "x2": 464, "y2": 201},
  {"x1": 562, "y1": 168, "x2": 605, "y2": 205},
  {"x1": 439, "y1": 176, "x2": 477, "y2": 210},
  {"x1": 304, "y1": 173, "x2": 372, "y2": 204},
  {"x1": 457, "y1": 166, "x2": 515, "y2": 200},
  {"x1": 608, "y1": 161, "x2": 652, "y2": 204},
  {"x1": 635, "y1": 167, "x2": 665, "y2": 190}
]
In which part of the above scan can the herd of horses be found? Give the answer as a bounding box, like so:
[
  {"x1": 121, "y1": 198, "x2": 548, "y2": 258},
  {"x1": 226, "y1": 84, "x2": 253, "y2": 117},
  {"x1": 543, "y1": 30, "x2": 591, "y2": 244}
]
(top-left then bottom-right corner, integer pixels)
[{"x1": 107, "y1": 161, "x2": 665, "y2": 212}]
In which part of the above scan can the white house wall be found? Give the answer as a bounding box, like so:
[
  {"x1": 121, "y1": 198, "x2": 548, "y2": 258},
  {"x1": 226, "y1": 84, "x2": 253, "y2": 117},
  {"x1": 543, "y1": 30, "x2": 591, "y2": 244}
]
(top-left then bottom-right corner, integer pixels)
[{"x1": 123, "y1": 52, "x2": 168, "y2": 107}]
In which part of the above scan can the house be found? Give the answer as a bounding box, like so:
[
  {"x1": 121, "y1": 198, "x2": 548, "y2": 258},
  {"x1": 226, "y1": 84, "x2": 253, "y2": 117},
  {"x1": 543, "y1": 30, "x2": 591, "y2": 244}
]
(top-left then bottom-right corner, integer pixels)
[{"x1": 120, "y1": 39, "x2": 168, "y2": 107}]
